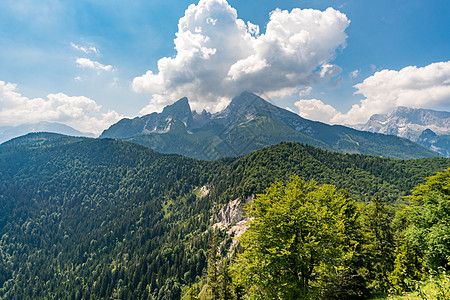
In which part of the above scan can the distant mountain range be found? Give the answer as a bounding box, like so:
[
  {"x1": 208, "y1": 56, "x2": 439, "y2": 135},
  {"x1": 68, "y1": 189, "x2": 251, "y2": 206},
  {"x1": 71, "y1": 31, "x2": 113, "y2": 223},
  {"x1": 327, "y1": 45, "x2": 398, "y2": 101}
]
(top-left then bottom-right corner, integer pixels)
[
  {"x1": 101, "y1": 91, "x2": 438, "y2": 160},
  {"x1": 355, "y1": 106, "x2": 450, "y2": 157},
  {"x1": 0, "y1": 121, "x2": 94, "y2": 144}
]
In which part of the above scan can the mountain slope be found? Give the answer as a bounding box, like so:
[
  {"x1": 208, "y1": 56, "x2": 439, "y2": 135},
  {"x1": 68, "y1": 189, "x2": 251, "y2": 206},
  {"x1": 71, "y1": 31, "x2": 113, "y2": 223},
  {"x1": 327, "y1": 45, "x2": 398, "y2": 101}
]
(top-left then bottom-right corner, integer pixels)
[
  {"x1": 358, "y1": 106, "x2": 450, "y2": 140},
  {"x1": 0, "y1": 133, "x2": 448, "y2": 299},
  {"x1": 101, "y1": 92, "x2": 438, "y2": 160},
  {"x1": 356, "y1": 106, "x2": 450, "y2": 157},
  {"x1": 0, "y1": 121, "x2": 94, "y2": 144},
  {"x1": 417, "y1": 129, "x2": 450, "y2": 157}
]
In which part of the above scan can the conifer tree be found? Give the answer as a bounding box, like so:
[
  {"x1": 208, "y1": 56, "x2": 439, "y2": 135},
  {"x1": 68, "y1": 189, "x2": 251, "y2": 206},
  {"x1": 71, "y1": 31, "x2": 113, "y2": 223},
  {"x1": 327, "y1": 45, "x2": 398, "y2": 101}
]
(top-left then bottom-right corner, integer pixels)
[
  {"x1": 207, "y1": 235, "x2": 220, "y2": 300},
  {"x1": 361, "y1": 195, "x2": 395, "y2": 291}
]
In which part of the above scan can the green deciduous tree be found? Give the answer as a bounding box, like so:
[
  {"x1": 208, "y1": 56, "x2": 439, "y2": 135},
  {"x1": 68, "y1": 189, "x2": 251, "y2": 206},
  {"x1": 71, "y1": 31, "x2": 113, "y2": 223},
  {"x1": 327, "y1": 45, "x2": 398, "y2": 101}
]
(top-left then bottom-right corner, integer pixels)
[
  {"x1": 405, "y1": 168, "x2": 450, "y2": 270},
  {"x1": 231, "y1": 176, "x2": 366, "y2": 299},
  {"x1": 388, "y1": 242, "x2": 421, "y2": 294}
]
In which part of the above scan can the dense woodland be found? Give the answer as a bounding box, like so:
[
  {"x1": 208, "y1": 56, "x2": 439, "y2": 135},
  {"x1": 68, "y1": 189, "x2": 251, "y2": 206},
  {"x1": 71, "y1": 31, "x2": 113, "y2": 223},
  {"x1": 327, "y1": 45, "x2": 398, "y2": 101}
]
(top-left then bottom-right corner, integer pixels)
[{"x1": 0, "y1": 133, "x2": 448, "y2": 299}]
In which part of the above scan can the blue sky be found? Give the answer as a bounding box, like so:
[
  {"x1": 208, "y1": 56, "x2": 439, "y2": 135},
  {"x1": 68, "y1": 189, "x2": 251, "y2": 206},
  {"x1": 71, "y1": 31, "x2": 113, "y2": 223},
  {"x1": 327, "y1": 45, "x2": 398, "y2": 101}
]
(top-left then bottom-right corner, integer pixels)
[{"x1": 0, "y1": 0, "x2": 449, "y2": 134}]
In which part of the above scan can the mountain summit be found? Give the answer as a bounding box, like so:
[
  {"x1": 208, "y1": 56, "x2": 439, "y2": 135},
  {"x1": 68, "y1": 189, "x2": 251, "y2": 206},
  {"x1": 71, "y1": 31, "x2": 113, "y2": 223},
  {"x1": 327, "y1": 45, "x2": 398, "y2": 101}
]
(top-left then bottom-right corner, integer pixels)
[{"x1": 101, "y1": 92, "x2": 438, "y2": 160}]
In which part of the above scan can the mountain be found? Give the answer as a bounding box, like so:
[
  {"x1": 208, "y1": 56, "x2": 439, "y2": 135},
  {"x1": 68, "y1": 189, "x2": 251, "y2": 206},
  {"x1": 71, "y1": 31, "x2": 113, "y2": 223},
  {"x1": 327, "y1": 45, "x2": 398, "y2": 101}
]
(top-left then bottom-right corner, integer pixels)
[
  {"x1": 417, "y1": 129, "x2": 450, "y2": 157},
  {"x1": 101, "y1": 92, "x2": 438, "y2": 160},
  {"x1": 0, "y1": 121, "x2": 94, "y2": 144},
  {"x1": 356, "y1": 106, "x2": 450, "y2": 157},
  {"x1": 0, "y1": 133, "x2": 448, "y2": 299}
]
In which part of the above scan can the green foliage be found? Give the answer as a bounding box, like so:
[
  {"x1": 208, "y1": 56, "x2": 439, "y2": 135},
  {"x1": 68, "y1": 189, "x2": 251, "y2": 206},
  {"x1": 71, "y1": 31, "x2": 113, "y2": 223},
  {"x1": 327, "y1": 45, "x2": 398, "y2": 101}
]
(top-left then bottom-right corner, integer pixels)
[
  {"x1": 361, "y1": 196, "x2": 396, "y2": 291},
  {"x1": 0, "y1": 134, "x2": 448, "y2": 299},
  {"x1": 418, "y1": 269, "x2": 450, "y2": 300},
  {"x1": 405, "y1": 168, "x2": 450, "y2": 270},
  {"x1": 208, "y1": 143, "x2": 449, "y2": 204},
  {"x1": 388, "y1": 242, "x2": 422, "y2": 294},
  {"x1": 232, "y1": 176, "x2": 366, "y2": 299}
]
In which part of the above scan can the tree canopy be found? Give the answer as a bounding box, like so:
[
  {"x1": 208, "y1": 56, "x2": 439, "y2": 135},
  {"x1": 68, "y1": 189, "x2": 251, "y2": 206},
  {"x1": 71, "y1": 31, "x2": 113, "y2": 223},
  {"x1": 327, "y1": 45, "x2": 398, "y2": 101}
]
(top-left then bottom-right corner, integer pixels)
[
  {"x1": 232, "y1": 177, "x2": 366, "y2": 299},
  {"x1": 406, "y1": 168, "x2": 450, "y2": 270}
]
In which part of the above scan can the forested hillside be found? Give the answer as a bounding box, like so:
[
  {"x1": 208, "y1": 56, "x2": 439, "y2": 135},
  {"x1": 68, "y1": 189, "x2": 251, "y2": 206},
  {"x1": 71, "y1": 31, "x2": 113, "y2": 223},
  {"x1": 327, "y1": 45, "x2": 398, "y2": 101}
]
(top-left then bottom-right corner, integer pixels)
[{"x1": 0, "y1": 133, "x2": 448, "y2": 299}]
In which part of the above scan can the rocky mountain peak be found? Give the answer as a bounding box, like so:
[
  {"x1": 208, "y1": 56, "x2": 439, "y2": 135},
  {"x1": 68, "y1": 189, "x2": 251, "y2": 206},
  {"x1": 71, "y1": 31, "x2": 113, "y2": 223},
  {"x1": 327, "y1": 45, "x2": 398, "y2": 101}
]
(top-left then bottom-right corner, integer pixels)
[
  {"x1": 160, "y1": 97, "x2": 193, "y2": 125},
  {"x1": 162, "y1": 97, "x2": 190, "y2": 114}
]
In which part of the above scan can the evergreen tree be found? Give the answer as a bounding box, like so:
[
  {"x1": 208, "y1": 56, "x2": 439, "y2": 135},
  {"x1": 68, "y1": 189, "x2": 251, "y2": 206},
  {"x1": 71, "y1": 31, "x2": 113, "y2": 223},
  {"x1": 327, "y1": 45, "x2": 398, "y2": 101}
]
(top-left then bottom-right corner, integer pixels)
[
  {"x1": 361, "y1": 195, "x2": 395, "y2": 291},
  {"x1": 207, "y1": 235, "x2": 221, "y2": 300}
]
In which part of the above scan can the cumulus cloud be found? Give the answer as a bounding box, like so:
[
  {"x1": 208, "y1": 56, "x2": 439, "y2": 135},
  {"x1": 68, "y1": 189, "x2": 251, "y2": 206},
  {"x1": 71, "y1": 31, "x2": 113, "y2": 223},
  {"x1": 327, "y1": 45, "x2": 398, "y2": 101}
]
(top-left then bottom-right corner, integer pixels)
[
  {"x1": 293, "y1": 61, "x2": 450, "y2": 125},
  {"x1": 294, "y1": 99, "x2": 339, "y2": 123},
  {"x1": 76, "y1": 58, "x2": 113, "y2": 72},
  {"x1": 71, "y1": 42, "x2": 99, "y2": 54},
  {"x1": 133, "y1": 0, "x2": 350, "y2": 114},
  {"x1": 0, "y1": 80, "x2": 122, "y2": 134}
]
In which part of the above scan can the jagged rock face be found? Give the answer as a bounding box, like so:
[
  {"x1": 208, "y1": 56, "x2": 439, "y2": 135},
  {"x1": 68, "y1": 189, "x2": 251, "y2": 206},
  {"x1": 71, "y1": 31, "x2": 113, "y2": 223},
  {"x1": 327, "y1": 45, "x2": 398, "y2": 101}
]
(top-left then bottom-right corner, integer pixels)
[
  {"x1": 213, "y1": 197, "x2": 253, "y2": 257},
  {"x1": 101, "y1": 97, "x2": 193, "y2": 138},
  {"x1": 359, "y1": 106, "x2": 450, "y2": 141},
  {"x1": 214, "y1": 197, "x2": 250, "y2": 228}
]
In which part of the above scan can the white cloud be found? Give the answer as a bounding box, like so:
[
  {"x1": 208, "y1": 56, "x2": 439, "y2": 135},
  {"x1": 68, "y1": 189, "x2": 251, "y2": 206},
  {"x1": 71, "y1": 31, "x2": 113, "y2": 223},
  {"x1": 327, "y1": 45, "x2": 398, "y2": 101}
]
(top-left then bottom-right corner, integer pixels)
[
  {"x1": 133, "y1": 0, "x2": 350, "y2": 114},
  {"x1": 76, "y1": 58, "x2": 113, "y2": 72},
  {"x1": 319, "y1": 64, "x2": 342, "y2": 79},
  {"x1": 285, "y1": 106, "x2": 295, "y2": 113},
  {"x1": 349, "y1": 69, "x2": 359, "y2": 78},
  {"x1": 71, "y1": 42, "x2": 99, "y2": 54},
  {"x1": 109, "y1": 77, "x2": 120, "y2": 88},
  {"x1": 292, "y1": 61, "x2": 450, "y2": 125},
  {"x1": 0, "y1": 80, "x2": 122, "y2": 135},
  {"x1": 294, "y1": 99, "x2": 339, "y2": 123},
  {"x1": 298, "y1": 86, "x2": 312, "y2": 97}
]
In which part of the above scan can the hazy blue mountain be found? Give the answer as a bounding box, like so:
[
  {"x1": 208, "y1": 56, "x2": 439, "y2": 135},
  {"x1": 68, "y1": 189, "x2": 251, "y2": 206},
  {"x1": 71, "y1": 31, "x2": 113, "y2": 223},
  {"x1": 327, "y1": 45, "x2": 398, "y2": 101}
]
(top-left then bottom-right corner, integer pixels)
[
  {"x1": 356, "y1": 106, "x2": 450, "y2": 157},
  {"x1": 0, "y1": 121, "x2": 94, "y2": 144},
  {"x1": 101, "y1": 92, "x2": 439, "y2": 159},
  {"x1": 417, "y1": 129, "x2": 450, "y2": 157}
]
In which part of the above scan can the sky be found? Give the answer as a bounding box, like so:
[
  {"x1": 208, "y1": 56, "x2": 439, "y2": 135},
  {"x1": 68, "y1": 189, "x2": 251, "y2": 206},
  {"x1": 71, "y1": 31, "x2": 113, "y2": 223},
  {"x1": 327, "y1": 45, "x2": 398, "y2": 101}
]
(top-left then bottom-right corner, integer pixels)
[{"x1": 0, "y1": 0, "x2": 449, "y2": 135}]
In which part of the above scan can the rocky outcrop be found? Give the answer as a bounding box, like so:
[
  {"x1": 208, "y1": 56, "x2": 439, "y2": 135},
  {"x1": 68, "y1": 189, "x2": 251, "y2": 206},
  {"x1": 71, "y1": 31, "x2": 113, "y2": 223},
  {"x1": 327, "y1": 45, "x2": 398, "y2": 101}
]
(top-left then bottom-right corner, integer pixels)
[
  {"x1": 214, "y1": 196, "x2": 252, "y2": 230},
  {"x1": 213, "y1": 196, "x2": 254, "y2": 256}
]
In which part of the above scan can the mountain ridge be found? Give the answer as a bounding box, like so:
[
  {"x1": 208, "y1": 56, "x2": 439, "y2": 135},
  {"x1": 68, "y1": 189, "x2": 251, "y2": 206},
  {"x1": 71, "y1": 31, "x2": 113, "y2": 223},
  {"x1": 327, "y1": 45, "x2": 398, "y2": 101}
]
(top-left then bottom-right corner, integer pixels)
[
  {"x1": 0, "y1": 121, "x2": 94, "y2": 144},
  {"x1": 356, "y1": 106, "x2": 450, "y2": 157},
  {"x1": 101, "y1": 92, "x2": 438, "y2": 160}
]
